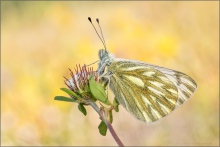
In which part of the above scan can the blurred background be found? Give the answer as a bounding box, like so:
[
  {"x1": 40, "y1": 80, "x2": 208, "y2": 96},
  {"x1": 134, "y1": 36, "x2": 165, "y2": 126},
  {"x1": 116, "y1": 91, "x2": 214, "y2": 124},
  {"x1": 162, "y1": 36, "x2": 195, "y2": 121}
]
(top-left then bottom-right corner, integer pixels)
[{"x1": 1, "y1": 1, "x2": 219, "y2": 146}]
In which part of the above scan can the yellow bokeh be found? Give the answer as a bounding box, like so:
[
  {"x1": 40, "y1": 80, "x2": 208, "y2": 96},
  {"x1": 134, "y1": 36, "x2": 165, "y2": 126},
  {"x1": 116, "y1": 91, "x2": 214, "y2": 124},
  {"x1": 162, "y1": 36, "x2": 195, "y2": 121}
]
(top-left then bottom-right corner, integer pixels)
[
  {"x1": 1, "y1": 1, "x2": 219, "y2": 146},
  {"x1": 157, "y1": 36, "x2": 177, "y2": 57}
]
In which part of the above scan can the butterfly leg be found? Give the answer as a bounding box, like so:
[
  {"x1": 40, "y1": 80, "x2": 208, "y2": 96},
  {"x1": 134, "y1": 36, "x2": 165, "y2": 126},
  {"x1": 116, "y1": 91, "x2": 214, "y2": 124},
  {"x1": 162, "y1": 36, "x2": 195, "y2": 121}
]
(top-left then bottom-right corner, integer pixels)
[{"x1": 100, "y1": 72, "x2": 112, "y2": 102}]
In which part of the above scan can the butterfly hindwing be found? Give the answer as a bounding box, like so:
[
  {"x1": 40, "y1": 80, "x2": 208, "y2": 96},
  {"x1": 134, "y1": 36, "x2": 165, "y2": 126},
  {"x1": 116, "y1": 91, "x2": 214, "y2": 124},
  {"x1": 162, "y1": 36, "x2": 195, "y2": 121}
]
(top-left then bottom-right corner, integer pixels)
[
  {"x1": 136, "y1": 60, "x2": 198, "y2": 107},
  {"x1": 107, "y1": 59, "x2": 178, "y2": 122},
  {"x1": 106, "y1": 58, "x2": 197, "y2": 123}
]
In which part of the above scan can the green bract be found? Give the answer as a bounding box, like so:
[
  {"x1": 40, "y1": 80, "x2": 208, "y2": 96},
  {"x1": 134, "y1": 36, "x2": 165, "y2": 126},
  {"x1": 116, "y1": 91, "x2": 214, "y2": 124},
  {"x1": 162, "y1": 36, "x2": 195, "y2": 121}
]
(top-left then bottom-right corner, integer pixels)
[
  {"x1": 60, "y1": 88, "x2": 80, "y2": 99},
  {"x1": 78, "y1": 103, "x2": 87, "y2": 116},
  {"x1": 109, "y1": 110, "x2": 113, "y2": 123},
  {"x1": 54, "y1": 96, "x2": 77, "y2": 102},
  {"x1": 89, "y1": 76, "x2": 111, "y2": 105},
  {"x1": 113, "y1": 98, "x2": 119, "y2": 112},
  {"x1": 98, "y1": 121, "x2": 107, "y2": 136}
]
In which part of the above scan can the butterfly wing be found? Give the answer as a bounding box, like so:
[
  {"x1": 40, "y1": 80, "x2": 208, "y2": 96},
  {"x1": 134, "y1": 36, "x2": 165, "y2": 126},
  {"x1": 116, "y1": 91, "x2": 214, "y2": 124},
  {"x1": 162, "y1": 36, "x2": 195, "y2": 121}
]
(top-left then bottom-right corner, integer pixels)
[
  {"x1": 139, "y1": 60, "x2": 197, "y2": 107},
  {"x1": 106, "y1": 58, "x2": 197, "y2": 123}
]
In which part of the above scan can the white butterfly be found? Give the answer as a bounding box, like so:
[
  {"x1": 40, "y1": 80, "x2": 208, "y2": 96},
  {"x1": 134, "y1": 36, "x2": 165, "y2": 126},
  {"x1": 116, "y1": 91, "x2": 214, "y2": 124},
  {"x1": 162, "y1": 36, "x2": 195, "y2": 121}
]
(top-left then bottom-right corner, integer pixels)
[{"x1": 89, "y1": 17, "x2": 197, "y2": 123}]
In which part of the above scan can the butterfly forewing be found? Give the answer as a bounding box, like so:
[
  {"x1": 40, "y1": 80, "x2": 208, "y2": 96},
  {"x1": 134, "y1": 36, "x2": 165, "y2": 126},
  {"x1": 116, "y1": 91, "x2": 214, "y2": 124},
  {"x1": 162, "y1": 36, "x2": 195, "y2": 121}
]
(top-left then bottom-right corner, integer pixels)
[{"x1": 107, "y1": 59, "x2": 183, "y2": 122}]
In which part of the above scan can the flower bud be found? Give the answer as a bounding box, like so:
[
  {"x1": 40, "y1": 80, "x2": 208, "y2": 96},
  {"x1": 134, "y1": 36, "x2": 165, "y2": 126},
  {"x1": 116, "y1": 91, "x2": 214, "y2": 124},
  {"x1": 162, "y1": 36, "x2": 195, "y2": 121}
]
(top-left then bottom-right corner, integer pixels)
[{"x1": 64, "y1": 64, "x2": 99, "y2": 104}]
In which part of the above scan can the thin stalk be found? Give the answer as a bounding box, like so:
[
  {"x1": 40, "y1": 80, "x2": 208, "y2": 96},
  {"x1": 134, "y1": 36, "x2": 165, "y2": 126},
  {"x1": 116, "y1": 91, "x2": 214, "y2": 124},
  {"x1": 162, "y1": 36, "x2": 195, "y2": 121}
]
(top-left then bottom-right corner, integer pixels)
[
  {"x1": 89, "y1": 101, "x2": 100, "y2": 114},
  {"x1": 104, "y1": 119, "x2": 124, "y2": 147},
  {"x1": 89, "y1": 101, "x2": 124, "y2": 146}
]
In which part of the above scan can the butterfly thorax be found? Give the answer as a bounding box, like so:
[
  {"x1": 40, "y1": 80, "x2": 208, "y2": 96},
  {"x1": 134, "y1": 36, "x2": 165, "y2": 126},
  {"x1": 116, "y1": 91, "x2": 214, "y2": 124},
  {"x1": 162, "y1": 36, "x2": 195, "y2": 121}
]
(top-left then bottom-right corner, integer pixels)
[{"x1": 98, "y1": 49, "x2": 115, "y2": 76}]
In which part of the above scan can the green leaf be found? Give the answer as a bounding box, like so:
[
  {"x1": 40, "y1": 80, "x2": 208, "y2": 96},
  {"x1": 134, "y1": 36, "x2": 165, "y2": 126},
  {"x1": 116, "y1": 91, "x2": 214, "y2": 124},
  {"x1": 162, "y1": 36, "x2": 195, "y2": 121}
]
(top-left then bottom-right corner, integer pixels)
[
  {"x1": 60, "y1": 88, "x2": 80, "y2": 99},
  {"x1": 103, "y1": 79, "x2": 109, "y2": 88},
  {"x1": 113, "y1": 98, "x2": 119, "y2": 112},
  {"x1": 103, "y1": 99, "x2": 112, "y2": 106},
  {"x1": 98, "y1": 121, "x2": 107, "y2": 136},
  {"x1": 109, "y1": 110, "x2": 113, "y2": 123},
  {"x1": 78, "y1": 103, "x2": 87, "y2": 116},
  {"x1": 54, "y1": 96, "x2": 77, "y2": 102},
  {"x1": 89, "y1": 77, "x2": 109, "y2": 105}
]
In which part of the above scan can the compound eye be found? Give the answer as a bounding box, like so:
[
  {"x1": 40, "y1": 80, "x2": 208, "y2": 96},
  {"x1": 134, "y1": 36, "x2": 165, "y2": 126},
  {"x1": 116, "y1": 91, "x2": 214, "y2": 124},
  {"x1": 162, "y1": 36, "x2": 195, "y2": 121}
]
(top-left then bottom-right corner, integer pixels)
[{"x1": 99, "y1": 49, "x2": 108, "y2": 60}]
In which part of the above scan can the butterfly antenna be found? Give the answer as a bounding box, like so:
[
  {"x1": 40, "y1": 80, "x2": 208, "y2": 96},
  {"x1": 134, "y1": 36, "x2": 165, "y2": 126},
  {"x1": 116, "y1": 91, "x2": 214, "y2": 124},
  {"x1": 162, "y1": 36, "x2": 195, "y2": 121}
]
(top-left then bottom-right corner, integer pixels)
[
  {"x1": 86, "y1": 60, "x2": 100, "y2": 66},
  {"x1": 88, "y1": 17, "x2": 106, "y2": 50},
  {"x1": 96, "y1": 18, "x2": 107, "y2": 51}
]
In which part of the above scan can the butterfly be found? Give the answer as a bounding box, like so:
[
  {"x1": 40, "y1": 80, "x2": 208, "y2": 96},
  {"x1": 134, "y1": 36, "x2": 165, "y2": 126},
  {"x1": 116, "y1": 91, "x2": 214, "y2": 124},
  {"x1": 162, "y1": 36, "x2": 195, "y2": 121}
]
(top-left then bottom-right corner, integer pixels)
[{"x1": 88, "y1": 17, "x2": 197, "y2": 123}]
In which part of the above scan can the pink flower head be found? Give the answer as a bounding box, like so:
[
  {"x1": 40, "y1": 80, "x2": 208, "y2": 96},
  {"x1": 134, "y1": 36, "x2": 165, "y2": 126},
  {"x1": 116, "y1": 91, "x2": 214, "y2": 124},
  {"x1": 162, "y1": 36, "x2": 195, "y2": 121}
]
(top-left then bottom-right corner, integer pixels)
[{"x1": 64, "y1": 64, "x2": 98, "y2": 98}]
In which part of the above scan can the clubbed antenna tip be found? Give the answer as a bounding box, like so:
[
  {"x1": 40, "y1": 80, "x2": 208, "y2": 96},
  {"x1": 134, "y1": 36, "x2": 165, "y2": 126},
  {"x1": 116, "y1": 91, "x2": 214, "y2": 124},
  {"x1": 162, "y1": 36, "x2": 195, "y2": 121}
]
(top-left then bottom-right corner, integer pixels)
[
  {"x1": 88, "y1": 17, "x2": 92, "y2": 23},
  {"x1": 96, "y1": 18, "x2": 99, "y2": 23}
]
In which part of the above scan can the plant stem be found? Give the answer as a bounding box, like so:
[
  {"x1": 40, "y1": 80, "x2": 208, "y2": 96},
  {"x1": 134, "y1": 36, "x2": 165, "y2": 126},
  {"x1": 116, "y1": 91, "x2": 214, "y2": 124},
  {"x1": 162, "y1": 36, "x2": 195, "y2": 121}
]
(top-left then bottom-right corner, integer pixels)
[
  {"x1": 89, "y1": 101, "x2": 124, "y2": 147},
  {"x1": 89, "y1": 101, "x2": 100, "y2": 114},
  {"x1": 104, "y1": 120, "x2": 124, "y2": 147}
]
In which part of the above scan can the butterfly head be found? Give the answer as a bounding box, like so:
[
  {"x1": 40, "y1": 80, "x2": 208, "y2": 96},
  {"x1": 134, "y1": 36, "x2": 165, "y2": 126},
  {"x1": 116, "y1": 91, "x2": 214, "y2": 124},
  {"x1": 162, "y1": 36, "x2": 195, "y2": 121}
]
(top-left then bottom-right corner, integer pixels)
[
  {"x1": 98, "y1": 49, "x2": 114, "y2": 76},
  {"x1": 98, "y1": 49, "x2": 109, "y2": 59},
  {"x1": 98, "y1": 49, "x2": 114, "y2": 61}
]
